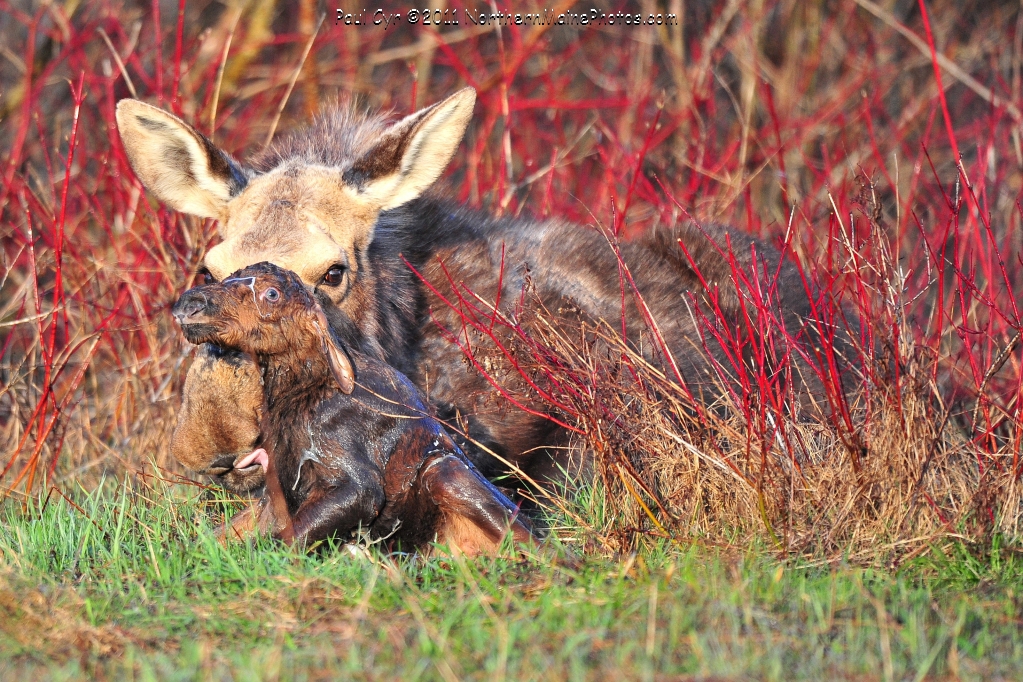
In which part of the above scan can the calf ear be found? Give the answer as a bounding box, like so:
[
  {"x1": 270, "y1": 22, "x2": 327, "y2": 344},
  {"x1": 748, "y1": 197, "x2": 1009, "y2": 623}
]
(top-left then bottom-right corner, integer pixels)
[
  {"x1": 313, "y1": 309, "x2": 356, "y2": 394},
  {"x1": 116, "y1": 100, "x2": 247, "y2": 219},
  {"x1": 343, "y1": 87, "x2": 476, "y2": 211}
]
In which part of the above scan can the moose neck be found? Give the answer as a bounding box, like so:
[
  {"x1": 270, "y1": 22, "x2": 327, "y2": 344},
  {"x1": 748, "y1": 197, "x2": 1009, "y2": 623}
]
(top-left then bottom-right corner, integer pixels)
[
  {"x1": 256, "y1": 346, "x2": 336, "y2": 513},
  {"x1": 259, "y1": 348, "x2": 334, "y2": 411}
]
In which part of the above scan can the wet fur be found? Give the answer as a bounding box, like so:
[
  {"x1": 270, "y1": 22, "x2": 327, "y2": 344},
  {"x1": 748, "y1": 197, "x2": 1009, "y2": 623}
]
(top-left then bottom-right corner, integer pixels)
[{"x1": 173, "y1": 263, "x2": 534, "y2": 553}]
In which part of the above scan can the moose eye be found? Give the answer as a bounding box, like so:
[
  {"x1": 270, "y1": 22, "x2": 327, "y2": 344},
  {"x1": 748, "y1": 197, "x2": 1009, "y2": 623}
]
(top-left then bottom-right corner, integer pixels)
[
  {"x1": 322, "y1": 265, "x2": 345, "y2": 286},
  {"x1": 197, "y1": 267, "x2": 216, "y2": 285},
  {"x1": 264, "y1": 287, "x2": 280, "y2": 302}
]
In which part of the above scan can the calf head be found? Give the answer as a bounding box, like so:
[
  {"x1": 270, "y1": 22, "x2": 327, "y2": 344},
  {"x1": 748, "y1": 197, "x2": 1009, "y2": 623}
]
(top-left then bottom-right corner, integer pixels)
[{"x1": 173, "y1": 262, "x2": 355, "y2": 393}]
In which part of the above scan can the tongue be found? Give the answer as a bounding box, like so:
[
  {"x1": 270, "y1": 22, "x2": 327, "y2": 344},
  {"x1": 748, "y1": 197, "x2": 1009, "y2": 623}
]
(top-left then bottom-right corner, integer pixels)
[{"x1": 234, "y1": 448, "x2": 269, "y2": 473}]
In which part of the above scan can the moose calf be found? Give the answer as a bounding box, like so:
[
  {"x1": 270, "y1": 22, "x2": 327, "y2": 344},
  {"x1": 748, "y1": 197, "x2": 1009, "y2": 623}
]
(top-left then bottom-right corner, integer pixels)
[{"x1": 172, "y1": 262, "x2": 535, "y2": 554}]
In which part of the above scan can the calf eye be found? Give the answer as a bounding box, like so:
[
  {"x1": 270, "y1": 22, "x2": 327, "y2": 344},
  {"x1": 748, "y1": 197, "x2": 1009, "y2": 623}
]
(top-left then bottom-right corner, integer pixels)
[
  {"x1": 322, "y1": 265, "x2": 345, "y2": 286},
  {"x1": 264, "y1": 287, "x2": 280, "y2": 302},
  {"x1": 197, "y1": 267, "x2": 216, "y2": 285}
]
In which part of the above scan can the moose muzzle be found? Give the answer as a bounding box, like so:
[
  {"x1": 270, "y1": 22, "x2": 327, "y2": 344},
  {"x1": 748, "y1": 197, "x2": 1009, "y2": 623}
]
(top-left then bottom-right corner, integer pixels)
[{"x1": 172, "y1": 288, "x2": 222, "y2": 345}]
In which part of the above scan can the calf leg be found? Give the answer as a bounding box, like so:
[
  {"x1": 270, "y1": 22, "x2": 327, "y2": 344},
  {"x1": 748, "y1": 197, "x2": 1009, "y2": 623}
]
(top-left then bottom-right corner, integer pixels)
[
  {"x1": 421, "y1": 454, "x2": 535, "y2": 554},
  {"x1": 288, "y1": 477, "x2": 386, "y2": 548}
]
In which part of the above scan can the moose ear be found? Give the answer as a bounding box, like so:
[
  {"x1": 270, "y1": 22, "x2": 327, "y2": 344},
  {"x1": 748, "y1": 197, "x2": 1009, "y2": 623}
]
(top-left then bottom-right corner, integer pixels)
[
  {"x1": 343, "y1": 87, "x2": 476, "y2": 211},
  {"x1": 312, "y1": 309, "x2": 356, "y2": 394},
  {"x1": 116, "y1": 99, "x2": 247, "y2": 219}
]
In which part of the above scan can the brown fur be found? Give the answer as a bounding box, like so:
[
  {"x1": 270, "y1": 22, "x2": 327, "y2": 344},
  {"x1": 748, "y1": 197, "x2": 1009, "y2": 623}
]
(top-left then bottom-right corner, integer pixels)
[
  {"x1": 172, "y1": 262, "x2": 535, "y2": 554},
  {"x1": 170, "y1": 345, "x2": 264, "y2": 492},
  {"x1": 117, "y1": 89, "x2": 842, "y2": 496}
]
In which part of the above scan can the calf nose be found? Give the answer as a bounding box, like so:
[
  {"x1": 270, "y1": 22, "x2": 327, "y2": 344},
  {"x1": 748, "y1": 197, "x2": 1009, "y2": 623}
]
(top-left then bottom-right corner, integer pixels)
[{"x1": 172, "y1": 291, "x2": 210, "y2": 322}]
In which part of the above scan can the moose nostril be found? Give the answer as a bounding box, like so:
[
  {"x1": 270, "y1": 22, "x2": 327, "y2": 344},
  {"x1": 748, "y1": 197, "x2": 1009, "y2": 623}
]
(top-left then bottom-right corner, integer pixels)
[
  {"x1": 210, "y1": 455, "x2": 236, "y2": 470},
  {"x1": 206, "y1": 454, "x2": 237, "y2": 476},
  {"x1": 172, "y1": 296, "x2": 207, "y2": 322}
]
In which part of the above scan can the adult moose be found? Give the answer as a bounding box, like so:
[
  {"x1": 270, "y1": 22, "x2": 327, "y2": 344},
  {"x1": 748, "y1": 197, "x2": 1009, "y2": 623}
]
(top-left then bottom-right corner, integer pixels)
[{"x1": 116, "y1": 87, "x2": 830, "y2": 496}]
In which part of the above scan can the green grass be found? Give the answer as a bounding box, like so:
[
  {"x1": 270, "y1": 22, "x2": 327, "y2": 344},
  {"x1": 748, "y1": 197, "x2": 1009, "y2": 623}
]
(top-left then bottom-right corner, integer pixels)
[{"x1": 1, "y1": 477, "x2": 1021, "y2": 680}]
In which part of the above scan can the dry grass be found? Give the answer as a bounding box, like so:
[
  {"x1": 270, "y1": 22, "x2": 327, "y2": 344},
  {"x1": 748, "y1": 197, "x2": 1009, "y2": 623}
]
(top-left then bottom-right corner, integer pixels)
[{"x1": 444, "y1": 207, "x2": 1021, "y2": 562}]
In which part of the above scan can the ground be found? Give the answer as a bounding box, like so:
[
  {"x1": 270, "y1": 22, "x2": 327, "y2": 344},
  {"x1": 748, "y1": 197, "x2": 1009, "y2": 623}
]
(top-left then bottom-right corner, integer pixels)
[{"x1": 1, "y1": 480, "x2": 1021, "y2": 680}]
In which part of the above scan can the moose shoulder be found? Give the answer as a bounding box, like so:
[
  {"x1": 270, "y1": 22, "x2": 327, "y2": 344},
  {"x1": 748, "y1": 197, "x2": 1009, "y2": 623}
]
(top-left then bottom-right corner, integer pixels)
[{"x1": 116, "y1": 88, "x2": 830, "y2": 492}]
